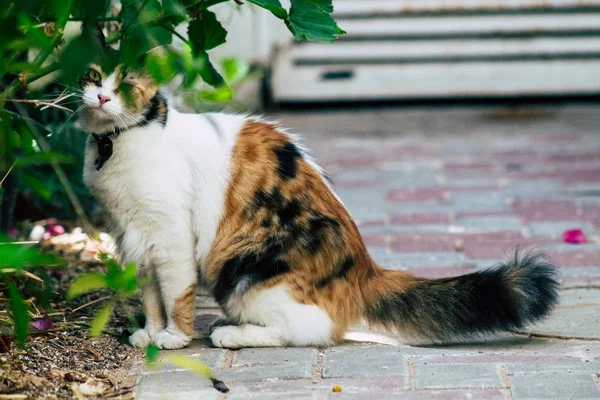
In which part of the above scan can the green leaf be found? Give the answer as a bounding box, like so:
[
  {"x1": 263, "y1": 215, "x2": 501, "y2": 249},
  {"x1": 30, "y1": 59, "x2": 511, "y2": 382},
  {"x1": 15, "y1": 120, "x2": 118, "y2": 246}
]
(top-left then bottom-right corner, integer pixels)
[
  {"x1": 8, "y1": 282, "x2": 29, "y2": 348},
  {"x1": 247, "y1": 0, "x2": 287, "y2": 19},
  {"x1": 199, "y1": 86, "x2": 234, "y2": 102},
  {"x1": 187, "y1": 11, "x2": 227, "y2": 53},
  {"x1": 146, "y1": 344, "x2": 160, "y2": 363},
  {"x1": 60, "y1": 33, "x2": 96, "y2": 84},
  {"x1": 90, "y1": 302, "x2": 113, "y2": 337},
  {"x1": 162, "y1": 0, "x2": 187, "y2": 25},
  {"x1": 15, "y1": 152, "x2": 73, "y2": 167},
  {"x1": 121, "y1": 25, "x2": 173, "y2": 66},
  {"x1": 222, "y1": 57, "x2": 249, "y2": 84},
  {"x1": 20, "y1": 172, "x2": 52, "y2": 200},
  {"x1": 146, "y1": 51, "x2": 178, "y2": 84},
  {"x1": 194, "y1": 51, "x2": 225, "y2": 87},
  {"x1": 121, "y1": 262, "x2": 138, "y2": 295},
  {"x1": 285, "y1": 0, "x2": 345, "y2": 43},
  {"x1": 67, "y1": 274, "x2": 108, "y2": 299},
  {"x1": 163, "y1": 354, "x2": 216, "y2": 380},
  {"x1": 0, "y1": 242, "x2": 65, "y2": 270}
]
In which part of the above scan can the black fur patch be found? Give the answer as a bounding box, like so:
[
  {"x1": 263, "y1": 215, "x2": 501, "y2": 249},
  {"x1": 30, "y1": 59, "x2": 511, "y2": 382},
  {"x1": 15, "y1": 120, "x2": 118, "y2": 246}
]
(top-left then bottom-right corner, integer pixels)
[
  {"x1": 250, "y1": 188, "x2": 303, "y2": 228},
  {"x1": 213, "y1": 239, "x2": 291, "y2": 306},
  {"x1": 141, "y1": 92, "x2": 168, "y2": 127},
  {"x1": 274, "y1": 143, "x2": 302, "y2": 180},
  {"x1": 304, "y1": 216, "x2": 340, "y2": 254},
  {"x1": 365, "y1": 250, "x2": 560, "y2": 341},
  {"x1": 315, "y1": 256, "x2": 355, "y2": 288},
  {"x1": 215, "y1": 187, "x2": 343, "y2": 304}
]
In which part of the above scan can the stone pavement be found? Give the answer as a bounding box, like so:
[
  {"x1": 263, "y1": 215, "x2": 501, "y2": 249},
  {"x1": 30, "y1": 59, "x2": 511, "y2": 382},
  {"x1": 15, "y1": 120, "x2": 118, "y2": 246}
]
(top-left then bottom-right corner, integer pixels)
[{"x1": 136, "y1": 106, "x2": 600, "y2": 399}]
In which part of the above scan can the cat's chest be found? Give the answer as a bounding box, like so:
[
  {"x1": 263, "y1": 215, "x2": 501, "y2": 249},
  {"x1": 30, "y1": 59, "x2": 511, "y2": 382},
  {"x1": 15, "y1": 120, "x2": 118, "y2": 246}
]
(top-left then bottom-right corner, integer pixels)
[{"x1": 83, "y1": 129, "x2": 186, "y2": 214}]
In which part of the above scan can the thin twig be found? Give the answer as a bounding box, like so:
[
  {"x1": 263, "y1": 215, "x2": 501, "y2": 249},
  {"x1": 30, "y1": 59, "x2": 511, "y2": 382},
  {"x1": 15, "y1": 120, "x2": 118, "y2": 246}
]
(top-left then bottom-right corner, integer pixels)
[
  {"x1": 157, "y1": 24, "x2": 190, "y2": 46},
  {"x1": 0, "y1": 161, "x2": 17, "y2": 187},
  {"x1": 40, "y1": 92, "x2": 77, "y2": 111},
  {"x1": 71, "y1": 295, "x2": 112, "y2": 313},
  {"x1": 3, "y1": 98, "x2": 73, "y2": 113}
]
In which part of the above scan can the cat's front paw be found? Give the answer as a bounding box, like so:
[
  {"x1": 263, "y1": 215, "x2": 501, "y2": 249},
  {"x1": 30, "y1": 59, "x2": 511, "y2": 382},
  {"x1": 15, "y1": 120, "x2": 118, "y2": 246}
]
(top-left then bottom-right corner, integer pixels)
[
  {"x1": 211, "y1": 325, "x2": 243, "y2": 349},
  {"x1": 129, "y1": 329, "x2": 152, "y2": 348},
  {"x1": 152, "y1": 329, "x2": 191, "y2": 350}
]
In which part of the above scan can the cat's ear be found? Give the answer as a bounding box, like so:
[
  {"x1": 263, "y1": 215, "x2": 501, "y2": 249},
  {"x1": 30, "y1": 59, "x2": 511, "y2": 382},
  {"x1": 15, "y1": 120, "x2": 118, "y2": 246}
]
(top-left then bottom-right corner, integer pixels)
[{"x1": 81, "y1": 19, "x2": 107, "y2": 48}]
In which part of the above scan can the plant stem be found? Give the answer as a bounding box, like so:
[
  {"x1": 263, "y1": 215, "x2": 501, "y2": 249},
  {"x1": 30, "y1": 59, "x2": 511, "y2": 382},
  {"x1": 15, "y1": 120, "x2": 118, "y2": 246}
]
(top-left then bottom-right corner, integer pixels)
[
  {"x1": 157, "y1": 24, "x2": 190, "y2": 46},
  {"x1": 3, "y1": 99, "x2": 73, "y2": 113}
]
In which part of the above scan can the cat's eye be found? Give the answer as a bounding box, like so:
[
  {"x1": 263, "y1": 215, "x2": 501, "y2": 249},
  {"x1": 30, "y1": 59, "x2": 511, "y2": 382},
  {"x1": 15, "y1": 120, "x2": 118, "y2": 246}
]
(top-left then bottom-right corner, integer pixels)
[{"x1": 88, "y1": 69, "x2": 101, "y2": 82}]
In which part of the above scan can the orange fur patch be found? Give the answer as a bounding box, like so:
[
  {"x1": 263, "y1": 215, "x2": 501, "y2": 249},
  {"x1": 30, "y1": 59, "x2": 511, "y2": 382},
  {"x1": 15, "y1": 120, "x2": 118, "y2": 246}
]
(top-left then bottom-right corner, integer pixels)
[
  {"x1": 172, "y1": 284, "x2": 196, "y2": 335},
  {"x1": 204, "y1": 120, "x2": 381, "y2": 343}
]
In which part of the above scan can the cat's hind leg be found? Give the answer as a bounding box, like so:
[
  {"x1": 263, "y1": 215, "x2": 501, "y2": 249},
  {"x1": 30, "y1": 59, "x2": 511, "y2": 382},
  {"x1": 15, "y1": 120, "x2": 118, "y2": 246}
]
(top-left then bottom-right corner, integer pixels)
[{"x1": 210, "y1": 285, "x2": 334, "y2": 349}]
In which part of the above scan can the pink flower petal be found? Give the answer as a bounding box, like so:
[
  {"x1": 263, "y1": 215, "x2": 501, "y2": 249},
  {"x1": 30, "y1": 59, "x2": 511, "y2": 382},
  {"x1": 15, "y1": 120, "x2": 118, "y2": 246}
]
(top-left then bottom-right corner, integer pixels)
[
  {"x1": 30, "y1": 313, "x2": 55, "y2": 331},
  {"x1": 563, "y1": 229, "x2": 587, "y2": 244},
  {"x1": 48, "y1": 224, "x2": 65, "y2": 236}
]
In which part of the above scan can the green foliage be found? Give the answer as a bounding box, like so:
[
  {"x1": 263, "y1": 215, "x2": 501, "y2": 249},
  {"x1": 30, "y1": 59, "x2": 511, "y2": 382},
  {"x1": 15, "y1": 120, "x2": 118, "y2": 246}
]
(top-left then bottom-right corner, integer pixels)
[
  {"x1": 7, "y1": 281, "x2": 29, "y2": 348},
  {"x1": 286, "y1": 0, "x2": 345, "y2": 42},
  {"x1": 68, "y1": 254, "x2": 139, "y2": 336},
  {"x1": 67, "y1": 273, "x2": 109, "y2": 298},
  {"x1": 90, "y1": 302, "x2": 114, "y2": 337},
  {"x1": 247, "y1": 0, "x2": 287, "y2": 19},
  {"x1": 0, "y1": 240, "x2": 66, "y2": 348},
  {"x1": 188, "y1": 11, "x2": 227, "y2": 53},
  {"x1": 0, "y1": 241, "x2": 66, "y2": 270}
]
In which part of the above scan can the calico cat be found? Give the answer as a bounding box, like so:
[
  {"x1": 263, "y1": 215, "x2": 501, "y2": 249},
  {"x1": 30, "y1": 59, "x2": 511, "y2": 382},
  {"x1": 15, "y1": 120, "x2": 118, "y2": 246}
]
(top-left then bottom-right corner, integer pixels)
[{"x1": 79, "y1": 29, "x2": 560, "y2": 350}]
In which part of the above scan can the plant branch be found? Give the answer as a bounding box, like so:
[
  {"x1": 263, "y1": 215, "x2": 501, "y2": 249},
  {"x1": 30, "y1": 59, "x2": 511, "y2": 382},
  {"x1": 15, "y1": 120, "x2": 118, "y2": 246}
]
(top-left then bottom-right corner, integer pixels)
[
  {"x1": 0, "y1": 162, "x2": 17, "y2": 188},
  {"x1": 3, "y1": 99, "x2": 73, "y2": 113},
  {"x1": 157, "y1": 24, "x2": 190, "y2": 46}
]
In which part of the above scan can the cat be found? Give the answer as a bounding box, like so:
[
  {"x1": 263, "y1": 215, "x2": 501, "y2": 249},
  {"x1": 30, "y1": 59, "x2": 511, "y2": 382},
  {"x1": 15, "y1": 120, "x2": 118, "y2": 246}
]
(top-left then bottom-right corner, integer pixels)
[{"x1": 78, "y1": 28, "x2": 560, "y2": 350}]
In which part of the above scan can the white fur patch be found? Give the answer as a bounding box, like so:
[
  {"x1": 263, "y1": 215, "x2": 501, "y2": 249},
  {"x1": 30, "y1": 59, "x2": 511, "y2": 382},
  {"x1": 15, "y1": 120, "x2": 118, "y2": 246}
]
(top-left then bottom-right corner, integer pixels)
[{"x1": 219, "y1": 285, "x2": 334, "y2": 347}]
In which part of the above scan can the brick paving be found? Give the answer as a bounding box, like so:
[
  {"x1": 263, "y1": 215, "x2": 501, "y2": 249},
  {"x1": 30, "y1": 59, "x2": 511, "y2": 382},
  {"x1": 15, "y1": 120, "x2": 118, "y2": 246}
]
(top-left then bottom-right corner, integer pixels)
[{"x1": 136, "y1": 106, "x2": 600, "y2": 399}]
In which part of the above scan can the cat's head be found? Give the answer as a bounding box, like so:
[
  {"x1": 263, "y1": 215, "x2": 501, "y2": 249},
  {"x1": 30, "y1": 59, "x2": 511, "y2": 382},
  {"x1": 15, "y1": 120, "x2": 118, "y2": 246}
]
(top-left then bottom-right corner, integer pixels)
[{"x1": 76, "y1": 24, "x2": 159, "y2": 134}]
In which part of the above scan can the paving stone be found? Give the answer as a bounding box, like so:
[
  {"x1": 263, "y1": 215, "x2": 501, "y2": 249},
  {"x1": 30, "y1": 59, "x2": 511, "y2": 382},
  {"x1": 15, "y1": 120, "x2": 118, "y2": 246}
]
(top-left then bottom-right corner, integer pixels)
[
  {"x1": 387, "y1": 188, "x2": 448, "y2": 203},
  {"x1": 391, "y1": 213, "x2": 453, "y2": 225},
  {"x1": 415, "y1": 363, "x2": 503, "y2": 389},
  {"x1": 233, "y1": 347, "x2": 317, "y2": 367},
  {"x1": 528, "y1": 221, "x2": 594, "y2": 238},
  {"x1": 548, "y1": 251, "x2": 600, "y2": 267},
  {"x1": 386, "y1": 201, "x2": 455, "y2": 215},
  {"x1": 513, "y1": 200, "x2": 578, "y2": 221},
  {"x1": 445, "y1": 177, "x2": 500, "y2": 189},
  {"x1": 510, "y1": 373, "x2": 600, "y2": 399},
  {"x1": 526, "y1": 302, "x2": 600, "y2": 339},
  {"x1": 456, "y1": 215, "x2": 523, "y2": 232},
  {"x1": 389, "y1": 252, "x2": 467, "y2": 268},
  {"x1": 215, "y1": 348, "x2": 318, "y2": 382},
  {"x1": 390, "y1": 233, "x2": 458, "y2": 253},
  {"x1": 504, "y1": 180, "x2": 565, "y2": 198},
  {"x1": 450, "y1": 191, "x2": 510, "y2": 213},
  {"x1": 323, "y1": 344, "x2": 407, "y2": 378},
  {"x1": 137, "y1": 370, "x2": 224, "y2": 400},
  {"x1": 143, "y1": 347, "x2": 225, "y2": 373}
]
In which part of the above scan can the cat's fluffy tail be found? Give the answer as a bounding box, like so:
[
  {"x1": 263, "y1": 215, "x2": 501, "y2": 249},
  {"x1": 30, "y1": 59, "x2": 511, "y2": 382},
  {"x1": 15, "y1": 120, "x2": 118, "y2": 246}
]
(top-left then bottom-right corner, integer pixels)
[{"x1": 362, "y1": 250, "x2": 559, "y2": 341}]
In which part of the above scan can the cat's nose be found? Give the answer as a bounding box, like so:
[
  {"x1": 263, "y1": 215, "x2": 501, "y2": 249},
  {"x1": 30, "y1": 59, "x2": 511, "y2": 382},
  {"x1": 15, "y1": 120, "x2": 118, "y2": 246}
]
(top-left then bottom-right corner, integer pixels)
[{"x1": 97, "y1": 94, "x2": 111, "y2": 105}]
